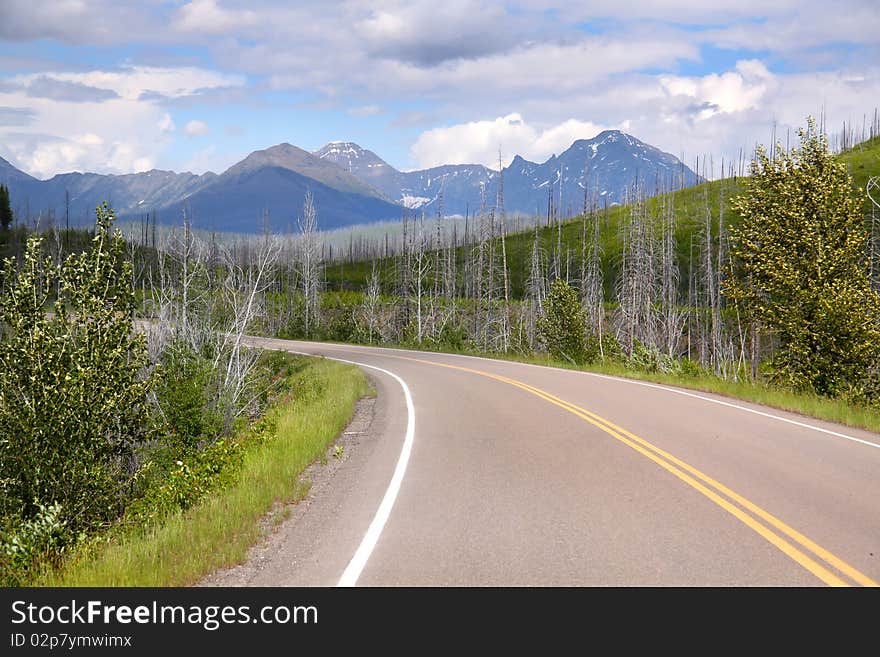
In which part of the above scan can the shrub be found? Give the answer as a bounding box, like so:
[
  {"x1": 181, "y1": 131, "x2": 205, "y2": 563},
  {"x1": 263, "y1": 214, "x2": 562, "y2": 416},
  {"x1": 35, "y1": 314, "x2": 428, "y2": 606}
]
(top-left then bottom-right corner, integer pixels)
[
  {"x1": 0, "y1": 501, "x2": 67, "y2": 585},
  {"x1": 537, "y1": 279, "x2": 589, "y2": 364},
  {"x1": 0, "y1": 203, "x2": 155, "y2": 538},
  {"x1": 155, "y1": 344, "x2": 222, "y2": 449}
]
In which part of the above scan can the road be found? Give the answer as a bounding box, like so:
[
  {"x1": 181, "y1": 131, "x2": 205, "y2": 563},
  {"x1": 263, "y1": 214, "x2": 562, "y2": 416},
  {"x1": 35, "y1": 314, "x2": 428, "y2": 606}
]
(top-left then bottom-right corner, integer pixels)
[{"x1": 217, "y1": 338, "x2": 880, "y2": 587}]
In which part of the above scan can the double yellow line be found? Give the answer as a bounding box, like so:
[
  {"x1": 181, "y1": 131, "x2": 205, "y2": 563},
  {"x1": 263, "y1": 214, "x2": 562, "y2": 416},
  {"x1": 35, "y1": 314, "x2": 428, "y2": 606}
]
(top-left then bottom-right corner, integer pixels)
[{"x1": 387, "y1": 352, "x2": 876, "y2": 587}]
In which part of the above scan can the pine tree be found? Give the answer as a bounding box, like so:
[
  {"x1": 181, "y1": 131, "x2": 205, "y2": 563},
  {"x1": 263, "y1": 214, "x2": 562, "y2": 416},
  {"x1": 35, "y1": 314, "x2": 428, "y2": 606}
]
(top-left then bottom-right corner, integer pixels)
[
  {"x1": 723, "y1": 118, "x2": 880, "y2": 397},
  {"x1": 0, "y1": 184, "x2": 12, "y2": 231}
]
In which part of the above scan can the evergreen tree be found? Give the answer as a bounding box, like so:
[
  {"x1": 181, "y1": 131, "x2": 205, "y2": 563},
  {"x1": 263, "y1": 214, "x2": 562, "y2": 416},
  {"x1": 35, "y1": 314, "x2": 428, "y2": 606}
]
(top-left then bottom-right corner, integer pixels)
[
  {"x1": 724, "y1": 118, "x2": 880, "y2": 397},
  {"x1": 0, "y1": 184, "x2": 12, "y2": 231}
]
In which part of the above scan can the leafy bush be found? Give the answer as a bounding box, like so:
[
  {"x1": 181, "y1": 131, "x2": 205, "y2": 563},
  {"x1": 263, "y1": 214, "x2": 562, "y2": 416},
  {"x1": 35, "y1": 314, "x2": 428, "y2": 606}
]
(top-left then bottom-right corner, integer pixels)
[
  {"x1": 0, "y1": 203, "x2": 155, "y2": 538},
  {"x1": 1, "y1": 502, "x2": 67, "y2": 585},
  {"x1": 537, "y1": 279, "x2": 589, "y2": 364},
  {"x1": 127, "y1": 411, "x2": 277, "y2": 525},
  {"x1": 155, "y1": 344, "x2": 222, "y2": 449}
]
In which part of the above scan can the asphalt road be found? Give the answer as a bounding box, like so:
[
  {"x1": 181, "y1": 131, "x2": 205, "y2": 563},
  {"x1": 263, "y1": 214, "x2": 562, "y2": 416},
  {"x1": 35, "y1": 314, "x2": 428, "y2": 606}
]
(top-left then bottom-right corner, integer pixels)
[{"x1": 226, "y1": 338, "x2": 880, "y2": 587}]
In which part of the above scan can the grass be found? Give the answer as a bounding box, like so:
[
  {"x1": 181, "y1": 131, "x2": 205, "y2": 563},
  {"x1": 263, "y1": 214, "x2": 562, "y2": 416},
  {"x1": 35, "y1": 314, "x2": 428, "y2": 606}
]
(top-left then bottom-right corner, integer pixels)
[{"x1": 37, "y1": 355, "x2": 369, "y2": 587}]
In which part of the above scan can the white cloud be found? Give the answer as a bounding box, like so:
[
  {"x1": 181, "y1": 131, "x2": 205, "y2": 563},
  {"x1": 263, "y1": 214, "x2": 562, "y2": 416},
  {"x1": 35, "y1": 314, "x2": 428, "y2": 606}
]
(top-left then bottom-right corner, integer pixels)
[
  {"x1": 0, "y1": 0, "x2": 157, "y2": 44},
  {"x1": 11, "y1": 66, "x2": 244, "y2": 101},
  {"x1": 411, "y1": 113, "x2": 610, "y2": 169},
  {"x1": 660, "y1": 59, "x2": 774, "y2": 120},
  {"x1": 356, "y1": 1, "x2": 517, "y2": 65},
  {"x1": 0, "y1": 65, "x2": 242, "y2": 177},
  {"x1": 184, "y1": 119, "x2": 209, "y2": 137},
  {"x1": 174, "y1": 0, "x2": 259, "y2": 34},
  {"x1": 508, "y1": 61, "x2": 880, "y2": 180},
  {"x1": 158, "y1": 113, "x2": 175, "y2": 133},
  {"x1": 2, "y1": 1, "x2": 876, "y2": 180}
]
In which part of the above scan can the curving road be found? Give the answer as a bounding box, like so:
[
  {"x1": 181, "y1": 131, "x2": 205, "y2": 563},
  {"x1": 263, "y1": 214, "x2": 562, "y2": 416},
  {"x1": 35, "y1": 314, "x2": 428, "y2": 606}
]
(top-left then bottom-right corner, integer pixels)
[{"x1": 230, "y1": 337, "x2": 880, "y2": 587}]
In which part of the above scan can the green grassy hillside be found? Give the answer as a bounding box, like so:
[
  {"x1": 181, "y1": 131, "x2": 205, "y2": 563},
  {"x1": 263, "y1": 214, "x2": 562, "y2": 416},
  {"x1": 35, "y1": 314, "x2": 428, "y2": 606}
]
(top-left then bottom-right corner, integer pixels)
[{"x1": 325, "y1": 135, "x2": 880, "y2": 298}]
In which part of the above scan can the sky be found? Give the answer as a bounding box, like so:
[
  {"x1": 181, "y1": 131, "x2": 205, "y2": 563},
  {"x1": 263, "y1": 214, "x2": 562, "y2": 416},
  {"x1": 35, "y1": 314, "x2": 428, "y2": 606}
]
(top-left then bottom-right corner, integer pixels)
[{"x1": 0, "y1": 1, "x2": 877, "y2": 180}]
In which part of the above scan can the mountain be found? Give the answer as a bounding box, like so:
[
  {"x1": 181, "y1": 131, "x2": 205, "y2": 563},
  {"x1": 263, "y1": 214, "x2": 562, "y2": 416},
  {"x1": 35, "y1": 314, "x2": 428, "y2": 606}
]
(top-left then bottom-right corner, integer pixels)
[
  {"x1": 0, "y1": 130, "x2": 700, "y2": 232},
  {"x1": 160, "y1": 162, "x2": 402, "y2": 233},
  {"x1": 0, "y1": 155, "x2": 38, "y2": 186},
  {"x1": 316, "y1": 141, "x2": 496, "y2": 212},
  {"x1": 0, "y1": 143, "x2": 403, "y2": 231},
  {"x1": 225, "y1": 143, "x2": 387, "y2": 200},
  {"x1": 315, "y1": 131, "x2": 700, "y2": 217},
  {"x1": 314, "y1": 141, "x2": 403, "y2": 202},
  {"x1": 520, "y1": 130, "x2": 699, "y2": 211},
  {"x1": 150, "y1": 143, "x2": 403, "y2": 231}
]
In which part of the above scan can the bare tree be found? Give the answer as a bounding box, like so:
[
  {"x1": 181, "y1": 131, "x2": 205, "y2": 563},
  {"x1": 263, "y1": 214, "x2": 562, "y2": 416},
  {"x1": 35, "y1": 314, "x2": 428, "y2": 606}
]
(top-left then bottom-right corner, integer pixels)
[
  {"x1": 497, "y1": 151, "x2": 511, "y2": 350},
  {"x1": 580, "y1": 193, "x2": 604, "y2": 357},
  {"x1": 297, "y1": 191, "x2": 321, "y2": 338},
  {"x1": 215, "y1": 232, "x2": 281, "y2": 425},
  {"x1": 363, "y1": 261, "x2": 382, "y2": 344},
  {"x1": 409, "y1": 211, "x2": 431, "y2": 344},
  {"x1": 658, "y1": 190, "x2": 685, "y2": 357},
  {"x1": 526, "y1": 223, "x2": 548, "y2": 350},
  {"x1": 615, "y1": 185, "x2": 657, "y2": 354}
]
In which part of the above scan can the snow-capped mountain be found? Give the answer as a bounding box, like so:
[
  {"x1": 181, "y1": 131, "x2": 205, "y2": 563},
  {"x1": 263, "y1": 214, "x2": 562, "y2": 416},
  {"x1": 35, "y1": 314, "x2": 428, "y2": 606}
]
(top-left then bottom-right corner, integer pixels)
[
  {"x1": 315, "y1": 130, "x2": 700, "y2": 218},
  {"x1": 1, "y1": 130, "x2": 700, "y2": 232}
]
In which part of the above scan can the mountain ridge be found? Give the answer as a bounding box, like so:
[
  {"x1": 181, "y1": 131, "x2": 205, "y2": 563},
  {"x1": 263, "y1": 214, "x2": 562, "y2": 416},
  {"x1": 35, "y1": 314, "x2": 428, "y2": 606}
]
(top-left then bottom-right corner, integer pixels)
[{"x1": 0, "y1": 130, "x2": 701, "y2": 231}]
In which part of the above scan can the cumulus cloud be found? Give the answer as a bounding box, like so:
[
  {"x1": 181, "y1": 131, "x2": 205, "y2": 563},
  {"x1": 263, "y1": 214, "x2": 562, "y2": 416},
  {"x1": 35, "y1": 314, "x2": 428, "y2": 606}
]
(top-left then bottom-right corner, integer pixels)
[
  {"x1": 659, "y1": 60, "x2": 775, "y2": 120},
  {"x1": 174, "y1": 0, "x2": 259, "y2": 34},
  {"x1": 26, "y1": 66, "x2": 244, "y2": 101},
  {"x1": 0, "y1": 106, "x2": 36, "y2": 127},
  {"x1": 184, "y1": 119, "x2": 209, "y2": 137},
  {"x1": 514, "y1": 61, "x2": 880, "y2": 179},
  {"x1": 0, "y1": 65, "x2": 243, "y2": 177},
  {"x1": 1, "y1": 1, "x2": 876, "y2": 179},
  {"x1": 411, "y1": 113, "x2": 609, "y2": 169},
  {"x1": 0, "y1": 0, "x2": 157, "y2": 44},
  {"x1": 356, "y1": 1, "x2": 518, "y2": 66}
]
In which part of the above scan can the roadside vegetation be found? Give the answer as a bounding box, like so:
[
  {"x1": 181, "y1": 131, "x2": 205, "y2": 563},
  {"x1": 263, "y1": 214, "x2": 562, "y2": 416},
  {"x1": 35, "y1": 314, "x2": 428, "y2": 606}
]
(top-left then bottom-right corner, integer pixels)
[
  {"x1": 0, "y1": 203, "x2": 367, "y2": 585},
  {"x1": 37, "y1": 356, "x2": 367, "y2": 587}
]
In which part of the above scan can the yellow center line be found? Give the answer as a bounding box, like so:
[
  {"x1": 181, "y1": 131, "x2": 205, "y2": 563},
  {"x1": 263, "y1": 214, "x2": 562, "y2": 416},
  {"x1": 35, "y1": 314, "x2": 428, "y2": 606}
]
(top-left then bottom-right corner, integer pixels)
[{"x1": 341, "y1": 347, "x2": 875, "y2": 587}]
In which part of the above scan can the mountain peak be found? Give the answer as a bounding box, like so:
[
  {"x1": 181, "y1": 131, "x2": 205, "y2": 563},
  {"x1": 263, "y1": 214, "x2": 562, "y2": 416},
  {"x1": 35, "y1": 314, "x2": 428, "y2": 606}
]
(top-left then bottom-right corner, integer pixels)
[
  {"x1": 315, "y1": 141, "x2": 392, "y2": 170},
  {"x1": 315, "y1": 141, "x2": 374, "y2": 161}
]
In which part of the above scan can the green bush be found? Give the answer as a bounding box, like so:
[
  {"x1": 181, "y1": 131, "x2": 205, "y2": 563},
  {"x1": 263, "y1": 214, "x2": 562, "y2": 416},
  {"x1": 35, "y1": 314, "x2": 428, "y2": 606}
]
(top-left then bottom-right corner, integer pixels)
[
  {"x1": 537, "y1": 279, "x2": 589, "y2": 364},
  {"x1": 0, "y1": 203, "x2": 155, "y2": 538},
  {"x1": 126, "y1": 412, "x2": 276, "y2": 525},
  {"x1": 1, "y1": 501, "x2": 67, "y2": 585},
  {"x1": 155, "y1": 344, "x2": 222, "y2": 448}
]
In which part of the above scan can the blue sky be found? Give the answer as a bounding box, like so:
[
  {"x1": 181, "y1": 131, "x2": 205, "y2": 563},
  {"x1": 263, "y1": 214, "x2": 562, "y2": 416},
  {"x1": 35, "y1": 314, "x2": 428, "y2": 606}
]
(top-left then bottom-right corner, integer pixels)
[{"x1": 0, "y1": 1, "x2": 877, "y2": 179}]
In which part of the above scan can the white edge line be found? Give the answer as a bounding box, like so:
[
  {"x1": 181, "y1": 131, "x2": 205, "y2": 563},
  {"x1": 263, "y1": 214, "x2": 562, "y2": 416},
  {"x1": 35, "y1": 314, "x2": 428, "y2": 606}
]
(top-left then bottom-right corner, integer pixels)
[
  {"x1": 290, "y1": 341, "x2": 880, "y2": 452},
  {"x1": 282, "y1": 348, "x2": 415, "y2": 587}
]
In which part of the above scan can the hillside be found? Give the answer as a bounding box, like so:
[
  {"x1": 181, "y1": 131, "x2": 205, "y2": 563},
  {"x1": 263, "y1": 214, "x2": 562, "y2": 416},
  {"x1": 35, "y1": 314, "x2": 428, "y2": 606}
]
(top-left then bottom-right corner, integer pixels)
[{"x1": 325, "y1": 135, "x2": 880, "y2": 297}]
